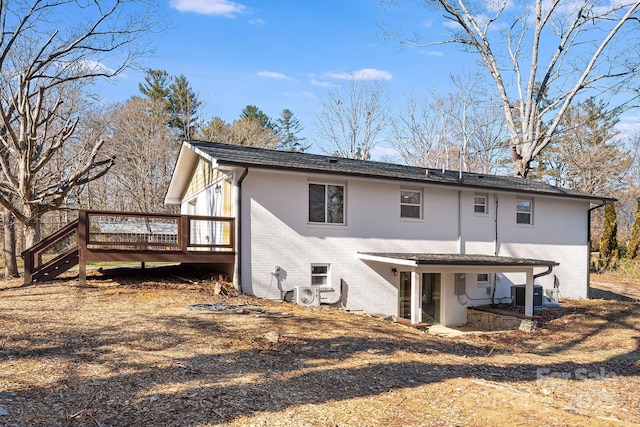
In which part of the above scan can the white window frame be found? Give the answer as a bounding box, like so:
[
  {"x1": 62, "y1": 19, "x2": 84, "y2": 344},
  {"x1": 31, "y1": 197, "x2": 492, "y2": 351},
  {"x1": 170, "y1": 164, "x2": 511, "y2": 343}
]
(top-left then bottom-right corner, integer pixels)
[
  {"x1": 308, "y1": 183, "x2": 345, "y2": 225},
  {"x1": 400, "y1": 189, "x2": 422, "y2": 219},
  {"x1": 477, "y1": 273, "x2": 491, "y2": 285},
  {"x1": 311, "y1": 264, "x2": 329, "y2": 286},
  {"x1": 474, "y1": 193, "x2": 488, "y2": 215},
  {"x1": 516, "y1": 198, "x2": 534, "y2": 225}
]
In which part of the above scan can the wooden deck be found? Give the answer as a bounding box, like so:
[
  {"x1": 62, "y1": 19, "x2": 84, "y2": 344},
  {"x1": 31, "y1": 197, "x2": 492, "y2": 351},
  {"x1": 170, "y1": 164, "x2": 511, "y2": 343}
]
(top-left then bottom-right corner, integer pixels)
[{"x1": 22, "y1": 210, "x2": 236, "y2": 285}]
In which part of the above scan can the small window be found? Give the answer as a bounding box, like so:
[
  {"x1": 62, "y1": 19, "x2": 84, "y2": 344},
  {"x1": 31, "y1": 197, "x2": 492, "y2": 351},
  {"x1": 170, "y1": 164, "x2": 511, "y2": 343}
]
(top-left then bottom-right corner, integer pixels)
[
  {"x1": 311, "y1": 264, "x2": 329, "y2": 285},
  {"x1": 516, "y1": 199, "x2": 533, "y2": 225},
  {"x1": 477, "y1": 273, "x2": 490, "y2": 284},
  {"x1": 309, "y1": 183, "x2": 344, "y2": 224},
  {"x1": 474, "y1": 194, "x2": 488, "y2": 214},
  {"x1": 401, "y1": 190, "x2": 422, "y2": 218}
]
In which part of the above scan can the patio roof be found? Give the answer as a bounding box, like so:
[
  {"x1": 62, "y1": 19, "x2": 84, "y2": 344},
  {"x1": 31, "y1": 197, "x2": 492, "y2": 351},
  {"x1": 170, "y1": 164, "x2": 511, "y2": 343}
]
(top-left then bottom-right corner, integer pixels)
[{"x1": 357, "y1": 253, "x2": 559, "y2": 269}]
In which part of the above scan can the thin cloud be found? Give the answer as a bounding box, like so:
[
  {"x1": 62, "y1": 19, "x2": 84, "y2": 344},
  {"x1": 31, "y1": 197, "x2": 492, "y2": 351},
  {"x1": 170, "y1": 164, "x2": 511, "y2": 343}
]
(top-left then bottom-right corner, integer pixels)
[
  {"x1": 257, "y1": 71, "x2": 290, "y2": 80},
  {"x1": 311, "y1": 78, "x2": 335, "y2": 88},
  {"x1": 326, "y1": 68, "x2": 393, "y2": 81},
  {"x1": 249, "y1": 18, "x2": 265, "y2": 25},
  {"x1": 169, "y1": 0, "x2": 248, "y2": 17}
]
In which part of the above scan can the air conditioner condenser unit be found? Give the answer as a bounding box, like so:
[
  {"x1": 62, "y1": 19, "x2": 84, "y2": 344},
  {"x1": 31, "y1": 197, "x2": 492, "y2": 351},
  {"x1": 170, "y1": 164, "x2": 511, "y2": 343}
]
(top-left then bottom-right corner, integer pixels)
[{"x1": 294, "y1": 286, "x2": 321, "y2": 306}]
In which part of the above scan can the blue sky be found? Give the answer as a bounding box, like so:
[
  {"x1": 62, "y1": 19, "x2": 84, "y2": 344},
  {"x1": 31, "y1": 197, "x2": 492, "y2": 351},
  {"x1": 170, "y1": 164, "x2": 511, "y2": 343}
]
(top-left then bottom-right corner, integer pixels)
[
  {"x1": 98, "y1": 0, "x2": 639, "y2": 158},
  {"x1": 99, "y1": 0, "x2": 473, "y2": 156}
]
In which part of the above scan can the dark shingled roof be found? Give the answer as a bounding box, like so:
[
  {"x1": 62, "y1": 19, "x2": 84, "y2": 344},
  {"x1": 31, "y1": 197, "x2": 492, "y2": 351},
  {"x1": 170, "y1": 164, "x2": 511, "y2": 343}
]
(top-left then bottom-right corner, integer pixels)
[
  {"x1": 358, "y1": 252, "x2": 559, "y2": 267},
  {"x1": 187, "y1": 140, "x2": 614, "y2": 202}
]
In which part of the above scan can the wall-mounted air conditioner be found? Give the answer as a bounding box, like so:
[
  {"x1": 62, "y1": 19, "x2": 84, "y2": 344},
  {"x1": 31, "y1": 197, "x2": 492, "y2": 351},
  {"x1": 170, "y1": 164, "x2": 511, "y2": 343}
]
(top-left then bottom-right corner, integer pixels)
[{"x1": 294, "y1": 286, "x2": 321, "y2": 306}]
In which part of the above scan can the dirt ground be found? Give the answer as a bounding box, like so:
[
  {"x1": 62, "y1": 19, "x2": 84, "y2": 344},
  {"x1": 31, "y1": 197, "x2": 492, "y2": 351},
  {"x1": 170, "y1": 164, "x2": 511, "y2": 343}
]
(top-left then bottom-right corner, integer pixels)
[{"x1": 0, "y1": 267, "x2": 638, "y2": 427}]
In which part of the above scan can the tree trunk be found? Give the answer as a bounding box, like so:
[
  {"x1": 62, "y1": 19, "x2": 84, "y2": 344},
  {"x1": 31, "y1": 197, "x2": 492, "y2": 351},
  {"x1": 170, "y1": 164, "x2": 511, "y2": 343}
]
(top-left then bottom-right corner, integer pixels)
[
  {"x1": 3, "y1": 208, "x2": 20, "y2": 279},
  {"x1": 24, "y1": 215, "x2": 41, "y2": 249}
]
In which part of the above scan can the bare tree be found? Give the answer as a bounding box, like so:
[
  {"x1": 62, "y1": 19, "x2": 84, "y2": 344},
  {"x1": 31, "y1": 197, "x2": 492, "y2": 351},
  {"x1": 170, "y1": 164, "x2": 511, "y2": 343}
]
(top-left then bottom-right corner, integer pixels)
[
  {"x1": 0, "y1": 0, "x2": 157, "y2": 271},
  {"x1": 105, "y1": 97, "x2": 179, "y2": 213},
  {"x1": 392, "y1": 73, "x2": 509, "y2": 174},
  {"x1": 201, "y1": 116, "x2": 278, "y2": 149},
  {"x1": 385, "y1": 0, "x2": 640, "y2": 177},
  {"x1": 315, "y1": 79, "x2": 390, "y2": 160}
]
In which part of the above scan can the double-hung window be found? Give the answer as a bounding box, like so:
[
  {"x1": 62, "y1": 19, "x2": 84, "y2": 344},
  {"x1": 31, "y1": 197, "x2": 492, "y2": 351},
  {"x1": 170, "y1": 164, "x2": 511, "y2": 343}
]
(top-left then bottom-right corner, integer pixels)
[
  {"x1": 311, "y1": 264, "x2": 329, "y2": 285},
  {"x1": 309, "y1": 183, "x2": 344, "y2": 224},
  {"x1": 516, "y1": 198, "x2": 533, "y2": 225},
  {"x1": 401, "y1": 190, "x2": 422, "y2": 219},
  {"x1": 474, "y1": 193, "x2": 488, "y2": 214}
]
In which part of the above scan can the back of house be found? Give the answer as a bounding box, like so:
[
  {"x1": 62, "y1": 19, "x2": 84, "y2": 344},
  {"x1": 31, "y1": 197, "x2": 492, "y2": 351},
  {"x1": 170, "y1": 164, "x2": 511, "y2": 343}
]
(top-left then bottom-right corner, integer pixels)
[{"x1": 165, "y1": 141, "x2": 613, "y2": 327}]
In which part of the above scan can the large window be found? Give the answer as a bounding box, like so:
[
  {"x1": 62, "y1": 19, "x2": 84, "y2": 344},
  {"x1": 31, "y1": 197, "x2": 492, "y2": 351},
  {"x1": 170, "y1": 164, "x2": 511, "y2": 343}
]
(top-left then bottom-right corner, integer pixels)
[
  {"x1": 309, "y1": 183, "x2": 344, "y2": 224},
  {"x1": 474, "y1": 193, "x2": 488, "y2": 214},
  {"x1": 516, "y1": 199, "x2": 533, "y2": 225},
  {"x1": 401, "y1": 190, "x2": 422, "y2": 219}
]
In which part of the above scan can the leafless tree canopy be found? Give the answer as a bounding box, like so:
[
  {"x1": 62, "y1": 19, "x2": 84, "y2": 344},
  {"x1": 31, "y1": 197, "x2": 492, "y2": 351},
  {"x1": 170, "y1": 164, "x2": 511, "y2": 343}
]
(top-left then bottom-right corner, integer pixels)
[
  {"x1": 0, "y1": 0, "x2": 157, "y2": 249},
  {"x1": 385, "y1": 0, "x2": 640, "y2": 177},
  {"x1": 314, "y1": 79, "x2": 390, "y2": 160}
]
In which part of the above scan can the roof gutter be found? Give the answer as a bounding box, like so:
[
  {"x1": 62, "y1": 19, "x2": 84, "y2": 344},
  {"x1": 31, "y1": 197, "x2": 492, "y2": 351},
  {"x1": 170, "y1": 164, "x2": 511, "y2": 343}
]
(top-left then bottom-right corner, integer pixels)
[{"x1": 234, "y1": 167, "x2": 249, "y2": 293}]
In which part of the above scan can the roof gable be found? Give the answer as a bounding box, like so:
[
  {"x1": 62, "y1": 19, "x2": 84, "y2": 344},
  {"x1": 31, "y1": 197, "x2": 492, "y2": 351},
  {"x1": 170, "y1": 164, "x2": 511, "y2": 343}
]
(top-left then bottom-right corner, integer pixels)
[{"x1": 180, "y1": 140, "x2": 615, "y2": 203}]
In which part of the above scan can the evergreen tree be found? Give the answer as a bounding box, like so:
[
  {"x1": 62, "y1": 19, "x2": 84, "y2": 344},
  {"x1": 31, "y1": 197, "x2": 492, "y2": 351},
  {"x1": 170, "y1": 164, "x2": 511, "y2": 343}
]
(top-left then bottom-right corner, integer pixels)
[
  {"x1": 599, "y1": 203, "x2": 619, "y2": 268},
  {"x1": 241, "y1": 105, "x2": 272, "y2": 130},
  {"x1": 168, "y1": 74, "x2": 201, "y2": 140},
  {"x1": 139, "y1": 69, "x2": 171, "y2": 104},
  {"x1": 274, "y1": 108, "x2": 307, "y2": 152},
  {"x1": 627, "y1": 199, "x2": 640, "y2": 260}
]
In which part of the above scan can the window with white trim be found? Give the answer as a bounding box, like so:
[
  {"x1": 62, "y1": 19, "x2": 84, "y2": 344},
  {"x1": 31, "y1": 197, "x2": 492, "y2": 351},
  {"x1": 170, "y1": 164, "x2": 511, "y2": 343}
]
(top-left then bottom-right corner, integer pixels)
[
  {"x1": 474, "y1": 193, "x2": 488, "y2": 214},
  {"x1": 309, "y1": 183, "x2": 344, "y2": 224},
  {"x1": 516, "y1": 198, "x2": 533, "y2": 225},
  {"x1": 477, "y1": 273, "x2": 490, "y2": 284},
  {"x1": 311, "y1": 264, "x2": 329, "y2": 285},
  {"x1": 400, "y1": 189, "x2": 422, "y2": 219}
]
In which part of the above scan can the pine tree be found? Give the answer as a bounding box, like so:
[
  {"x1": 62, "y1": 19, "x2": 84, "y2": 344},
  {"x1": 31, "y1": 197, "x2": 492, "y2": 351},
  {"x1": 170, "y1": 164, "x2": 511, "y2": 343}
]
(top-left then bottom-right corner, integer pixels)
[
  {"x1": 627, "y1": 199, "x2": 640, "y2": 260},
  {"x1": 168, "y1": 74, "x2": 201, "y2": 140},
  {"x1": 274, "y1": 108, "x2": 307, "y2": 152},
  {"x1": 599, "y1": 203, "x2": 618, "y2": 268},
  {"x1": 241, "y1": 105, "x2": 272, "y2": 130},
  {"x1": 139, "y1": 69, "x2": 171, "y2": 104}
]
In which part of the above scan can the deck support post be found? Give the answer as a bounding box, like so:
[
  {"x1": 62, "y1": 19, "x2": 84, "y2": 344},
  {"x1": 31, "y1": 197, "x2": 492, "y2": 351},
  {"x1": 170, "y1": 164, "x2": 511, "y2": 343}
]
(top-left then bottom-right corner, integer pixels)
[{"x1": 78, "y1": 211, "x2": 87, "y2": 286}]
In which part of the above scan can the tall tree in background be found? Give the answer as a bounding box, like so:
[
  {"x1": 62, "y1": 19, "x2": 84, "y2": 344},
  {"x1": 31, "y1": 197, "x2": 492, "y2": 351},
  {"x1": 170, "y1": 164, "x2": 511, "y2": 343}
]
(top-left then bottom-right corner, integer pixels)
[
  {"x1": 274, "y1": 109, "x2": 307, "y2": 152},
  {"x1": 201, "y1": 115, "x2": 278, "y2": 149},
  {"x1": 241, "y1": 105, "x2": 272, "y2": 130},
  {"x1": 315, "y1": 79, "x2": 390, "y2": 160},
  {"x1": 532, "y1": 98, "x2": 632, "y2": 194},
  {"x1": 627, "y1": 199, "x2": 640, "y2": 260},
  {"x1": 0, "y1": 0, "x2": 156, "y2": 274},
  {"x1": 392, "y1": 73, "x2": 509, "y2": 173},
  {"x1": 168, "y1": 74, "x2": 201, "y2": 140},
  {"x1": 138, "y1": 69, "x2": 171, "y2": 104},
  {"x1": 386, "y1": 0, "x2": 640, "y2": 177},
  {"x1": 599, "y1": 203, "x2": 619, "y2": 268},
  {"x1": 106, "y1": 97, "x2": 178, "y2": 213}
]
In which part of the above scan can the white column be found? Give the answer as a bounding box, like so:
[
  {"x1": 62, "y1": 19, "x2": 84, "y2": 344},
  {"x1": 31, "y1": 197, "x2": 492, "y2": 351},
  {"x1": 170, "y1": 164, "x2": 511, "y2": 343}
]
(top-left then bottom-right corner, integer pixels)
[
  {"x1": 525, "y1": 269, "x2": 534, "y2": 317},
  {"x1": 411, "y1": 269, "x2": 421, "y2": 324}
]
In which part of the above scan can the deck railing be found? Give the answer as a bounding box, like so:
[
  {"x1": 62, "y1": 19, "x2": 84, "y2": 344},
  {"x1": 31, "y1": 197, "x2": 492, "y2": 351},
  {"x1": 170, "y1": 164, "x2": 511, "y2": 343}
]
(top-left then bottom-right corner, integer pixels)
[
  {"x1": 22, "y1": 210, "x2": 236, "y2": 284},
  {"x1": 79, "y1": 210, "x2": 235, "y2": 252}
]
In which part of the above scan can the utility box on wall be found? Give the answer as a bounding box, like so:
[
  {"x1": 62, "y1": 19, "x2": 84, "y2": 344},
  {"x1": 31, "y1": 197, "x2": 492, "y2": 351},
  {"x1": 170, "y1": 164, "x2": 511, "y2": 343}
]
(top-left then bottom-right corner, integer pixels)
[{"x1": 511, "y1": 284, "x2": 543, "y2": 308}]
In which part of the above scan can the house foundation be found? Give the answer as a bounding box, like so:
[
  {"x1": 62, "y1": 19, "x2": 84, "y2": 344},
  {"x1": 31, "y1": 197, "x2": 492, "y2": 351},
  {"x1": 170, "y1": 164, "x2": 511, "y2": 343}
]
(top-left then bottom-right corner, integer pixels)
[{"x1": 466, "y1": 306, "x2": 539, "y2": 332}]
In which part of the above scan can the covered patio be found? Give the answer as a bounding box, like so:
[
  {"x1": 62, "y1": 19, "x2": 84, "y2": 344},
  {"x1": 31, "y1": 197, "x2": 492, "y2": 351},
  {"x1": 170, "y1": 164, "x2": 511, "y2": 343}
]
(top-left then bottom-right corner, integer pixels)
[{"x1": 357, "y1": 252, "x2": 559, "y2": 326}]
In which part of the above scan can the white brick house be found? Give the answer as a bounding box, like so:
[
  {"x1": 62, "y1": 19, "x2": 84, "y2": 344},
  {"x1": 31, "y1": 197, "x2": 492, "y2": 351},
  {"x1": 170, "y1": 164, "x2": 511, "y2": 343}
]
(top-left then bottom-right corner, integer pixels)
[{"x1": 165, "y1": 141, "x2": 613, "y2": 326}]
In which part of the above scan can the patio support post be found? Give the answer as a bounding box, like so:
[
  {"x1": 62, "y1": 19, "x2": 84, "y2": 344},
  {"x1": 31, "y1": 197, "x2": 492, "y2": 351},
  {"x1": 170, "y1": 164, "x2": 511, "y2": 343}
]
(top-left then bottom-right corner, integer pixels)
[
  {"x1": 411, "y1": 269, "x2": 421, "y2": 324},
  {"x1": 525, "y1": 269, "x2": 534, "y2": 317}
]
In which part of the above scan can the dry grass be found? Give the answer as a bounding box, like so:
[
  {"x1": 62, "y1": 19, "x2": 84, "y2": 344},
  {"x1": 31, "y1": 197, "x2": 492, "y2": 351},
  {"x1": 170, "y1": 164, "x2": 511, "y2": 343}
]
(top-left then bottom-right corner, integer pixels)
[{"x1": 0, "y1": 266, "x2": 638, "y2": 426}]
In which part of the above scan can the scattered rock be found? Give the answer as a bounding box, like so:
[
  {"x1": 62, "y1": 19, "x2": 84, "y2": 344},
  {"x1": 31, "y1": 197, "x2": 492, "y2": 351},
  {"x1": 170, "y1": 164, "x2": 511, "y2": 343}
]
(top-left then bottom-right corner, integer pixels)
[{"x1": 263, "y1": 331, "x2": 280, "y2": 344}]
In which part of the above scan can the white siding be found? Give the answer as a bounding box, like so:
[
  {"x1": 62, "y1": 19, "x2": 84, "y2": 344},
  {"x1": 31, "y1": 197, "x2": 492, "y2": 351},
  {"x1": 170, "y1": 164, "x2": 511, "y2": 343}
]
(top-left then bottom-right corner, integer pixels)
[{"x1": 237, "y1": 169, "x2": 592, "y2": 319}]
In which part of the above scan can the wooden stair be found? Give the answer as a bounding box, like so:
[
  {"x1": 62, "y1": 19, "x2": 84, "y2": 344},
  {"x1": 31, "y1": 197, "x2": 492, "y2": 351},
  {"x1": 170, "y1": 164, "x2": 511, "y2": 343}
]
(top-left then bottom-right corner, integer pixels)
[{"x1": 22, "y1": 219, "x2": 79, "y2": 284}]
